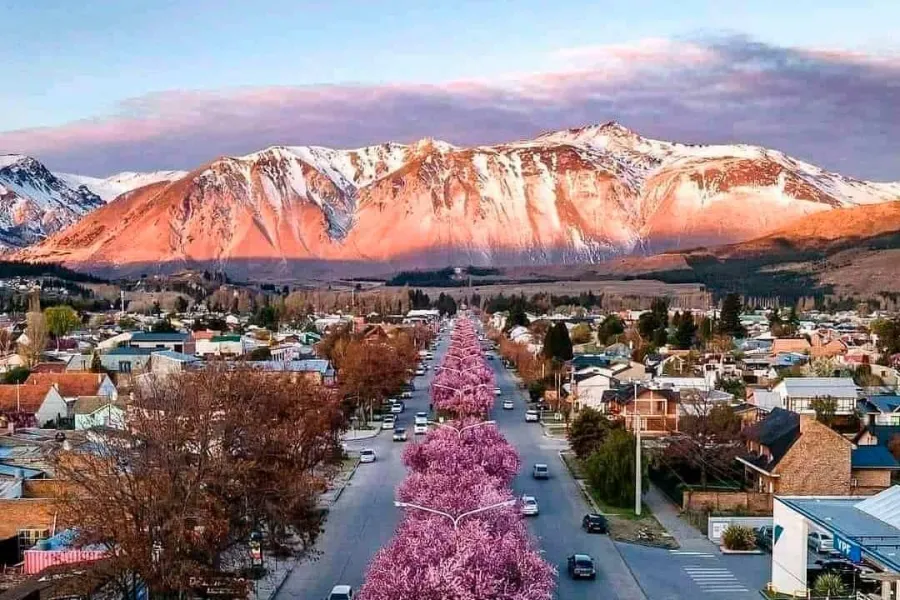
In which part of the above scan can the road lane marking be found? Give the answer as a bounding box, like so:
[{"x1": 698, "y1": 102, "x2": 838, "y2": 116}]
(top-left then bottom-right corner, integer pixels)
[{"x1": 683, "y1": 566, "x2": 749, "y2": 593}]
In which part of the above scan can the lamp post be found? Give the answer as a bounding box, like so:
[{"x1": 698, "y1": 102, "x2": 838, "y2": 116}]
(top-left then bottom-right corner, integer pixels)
[
  {"x1": 393, "y1": 499, "x2": 516, "y2": 530},
  {"x1": 431, "y1": 383, "x2": 491, "y2": 395},
  {"x1": 431, "y1": 419, "x2": 496, "y2": 437}
]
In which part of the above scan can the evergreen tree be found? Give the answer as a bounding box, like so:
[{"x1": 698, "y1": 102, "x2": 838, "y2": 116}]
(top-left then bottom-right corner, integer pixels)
[
  {"x1": 674, "y1": 312, "x2": 698, "y2": 349},
  {"x1": 543, "y1": 322, "x2": 573, "y2": 361},
  {"x1": 718, "y1": 293, "x2": 745, "y2": 337}
]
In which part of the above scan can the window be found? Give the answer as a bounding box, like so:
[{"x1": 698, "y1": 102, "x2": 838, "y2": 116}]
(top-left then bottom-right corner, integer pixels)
[
  {"x1": 17, "y1": 528, "x2": 49, "y2": 557},
  {"x1": 119, "y1": 361, "x2": 132, "y2": 373}
]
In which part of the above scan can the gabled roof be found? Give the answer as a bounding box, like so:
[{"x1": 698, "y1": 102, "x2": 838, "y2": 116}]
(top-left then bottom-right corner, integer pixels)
[
  {"x1": 0, "y1": 382, "x2": 56, "y2": 414},
  {"x1": 855, "y1": 425, "x2": 900, "y2": 448},
  {"x1": 743, "y1": 407, "x2": 800, "y2": 469},
  {"x1": 30, "y1": 362, "x2": 67, "y2": 373},
  {"x1": 777, "y1": 377, "x2": 858, "y2": 399},
  {"x1": 601, "y1": 385, "x2": 679, "y2": 405},
  {"x1": 151, "y1": 350, "x2": 199, "y2": 363},
  {"x1": 851, "y1": 446, "x2": 900, "y2": 470},
  {"x1": 242, "y1": 359, "x2": 334, "y2": 374},
  {"x1": 73, "y1": 396, "x2": 125, "y2": 415},
  {"x1": 26, "y1": 372, "x2": 109, "y2": 398},
  {"x1": 859, "y1": 395, "x2": 900, "y2": 414}
]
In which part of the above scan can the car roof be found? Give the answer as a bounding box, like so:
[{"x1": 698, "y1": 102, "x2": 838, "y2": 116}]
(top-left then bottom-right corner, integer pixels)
[
  {"x1": 522, "y1": 495, "x2": 536, "y2": 501},
  {"x1": 395, "y1": 427, "x2": 405, "y2": 431},
  {"x1": 572, "y1": 553, "x2": 593, "y2": 561},
  {"x1": 585, "y1": 513, "x2": 605, "y2": 519},
  {"x1": 534, "y1": 463, "x2": 548, "y2": 468},
  {"x1": 360, "y1": 448, "x2": 374, "y2": 453},
  {"x1": 330, "y1": 585, "x2": 352, "y2": 593}
]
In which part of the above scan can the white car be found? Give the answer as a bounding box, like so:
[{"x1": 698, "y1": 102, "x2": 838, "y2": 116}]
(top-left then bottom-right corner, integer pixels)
[
  {"x1": 502, "y1": 400, "x2": 514, "y2": 410},
  {"x1": 525, "y1": 410, "x2": 539, "y2": 422},
  {"x1": 390, "y1": 403, "x2": 403, "y2": 414},
  {"x1": 808, "y1": 531, "x2": 833, "y2": 553},
  {"x1": 414, "y1": 422, "x2": 428, "y2": 435},
  {"x1": 494, "y1": 387, "x2": 502, "y2": 396},
  {"x1": 415, "y1": 368, "x2": 426, "y2": 376},
  {"x1": 359, "y1": 449, "x2": 376, "y2": 463},
  {"x1": 414, "y1": 412, "x2": 428, "y2": 425},
  {"x1": 327, "y1": 585, "x2": 353, "y2": 600},
  {"x1": 392, "y1": 428, "x2": 408, "y2": 442},
  {"x1": 521, "y1": 495, "x2": 539, "y2": 516},
  {"x1": 381, "y1": 415, "x2": 396, "y2": 430}
]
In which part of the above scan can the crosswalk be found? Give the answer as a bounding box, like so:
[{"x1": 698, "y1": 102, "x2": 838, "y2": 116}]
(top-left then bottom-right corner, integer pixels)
[{"x1": 682, "y1": 566, "x2": 749, "y2": 594}]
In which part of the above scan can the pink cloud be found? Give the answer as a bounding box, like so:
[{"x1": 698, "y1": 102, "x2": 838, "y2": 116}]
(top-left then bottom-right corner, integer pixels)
[{"x1": 2, "y1": 36, "x2": 898, "y2": 181}]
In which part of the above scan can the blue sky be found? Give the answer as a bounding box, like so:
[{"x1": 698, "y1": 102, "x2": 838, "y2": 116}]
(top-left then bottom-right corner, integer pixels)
[{"x1": 2, "y1": 1, "x2": 899, "y2": 178}]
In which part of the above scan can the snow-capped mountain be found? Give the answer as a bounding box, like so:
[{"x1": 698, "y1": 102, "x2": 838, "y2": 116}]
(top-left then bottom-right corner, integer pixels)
[
  {"x1": 14, "y1": 123, "x2": 900, "y2": 276},
  {"x1": 59, "y1": 170, "x2": 188, "y2": 203},
  {"x1": 0, "y1": 154, "x2": 103, "y2": 249}
]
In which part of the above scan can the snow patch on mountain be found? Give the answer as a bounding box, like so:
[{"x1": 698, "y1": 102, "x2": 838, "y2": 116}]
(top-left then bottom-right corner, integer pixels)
[{"x1": 59, "y1": 170, "x2": 187, "y2": 202}]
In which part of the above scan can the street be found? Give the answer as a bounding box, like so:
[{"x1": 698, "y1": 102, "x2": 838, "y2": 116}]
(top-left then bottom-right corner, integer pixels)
[
  {"x1": 275, "y1": 335, "x2": 448, "y2": 598},
  {"x1": 278, "y1": 327, "x2": 771, "y2": 599}
]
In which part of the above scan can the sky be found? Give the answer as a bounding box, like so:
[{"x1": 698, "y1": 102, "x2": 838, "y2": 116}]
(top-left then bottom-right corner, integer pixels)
[{"x1": 1, "y1": 0, "x2": 899, "y2": 179}]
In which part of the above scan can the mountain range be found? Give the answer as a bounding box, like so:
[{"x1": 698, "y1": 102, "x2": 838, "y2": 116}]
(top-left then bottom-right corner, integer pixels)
[{"x1": 6, "y1": 123, "x2": 900, "y2": 281}]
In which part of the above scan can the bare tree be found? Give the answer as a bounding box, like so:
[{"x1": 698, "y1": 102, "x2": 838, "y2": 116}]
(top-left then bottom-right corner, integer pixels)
[
  {"x1": 54, "y1": 366, "x2": 344, "y2": 598},
  {"x1": 665, "y1": 389, "x2": 743, "y2": 488}
]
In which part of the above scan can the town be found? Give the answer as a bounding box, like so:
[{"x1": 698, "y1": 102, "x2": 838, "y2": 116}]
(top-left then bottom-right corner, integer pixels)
[{"x1": 0, "y1": 276, "x2": 897, "y2": 600}]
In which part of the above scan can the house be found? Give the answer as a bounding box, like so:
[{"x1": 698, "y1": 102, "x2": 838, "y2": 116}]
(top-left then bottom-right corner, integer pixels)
[
  {"x1": 770, "y1": 377, "x2": 858, "y2": 416},
  {"x1": 243, "y1": 359, "x2": 336, "y2": 386},
  {"x1": 601, "y1": 385, "x2": 680, "y2": 436},
  {"x1": 770, "y1": 338, "x2": 811, "y2": 356},
  {"x1": 150, "y1": 350, "x2": 200, "y2": 375},
  {"x1": 73, "y1": 397, "x2": 126, "y2": 431},
  {"x1": 857, "y1": 395, "x2": 900, "y2": 426},
  {"x1": 29, "y1": 363, "x2": 67, "y2": 374},
  {"x1": 809, "y1": 333, "x2": 848, "y2": 359},
  {"x1": 128, "y1": 332, "x2": 195, "y2": 354},
  {"x1": 196, "y1": 334, "x2": 246, "y2": 357},
  {"x1": 99, "y1": 346, "x2": 154, "y2": 374},
  {"x1": 567, "y1": 372, "x2": 618, "y2": 410},
  {"x1": 738, "y1": 409, "x2": 898, "y2": 496},
  {"x1": 0, "y1": 384, "x2": 67, "y2": 428},
  {"x1": 0, "y1": 479, "x2": 67, "y2": 567},
  {"x1": 25, "y1": 373, "x2": 118, "y2": 406}
]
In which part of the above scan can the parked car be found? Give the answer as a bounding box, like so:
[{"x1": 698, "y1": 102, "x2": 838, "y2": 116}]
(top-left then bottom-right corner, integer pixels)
[
  {"x1": 567, "y1": 554, "x2": 596, "y2": 579},
  {"x1": 359, "y1": 449, "x2": 376, "y2": 463},
  {"x1": 392, "y1": 427, "x2": 408, "y2": 442},
  {"x1": 415, "y1": 368, "x2": 426, "y2": 376},
  {"x1": 414, "y1": 412, "x2": 428, "y2": 425},
  {"x1": 532, "y1": 464, "x2": 549, "y2": 479},
  {"x1": 414, "y1": 422, "x2": 428, "y2": 435},
  {"x1": 582, "y1": 513, "x2": 609, "y2": 534},
  {"x1": 390, "y1": 403, "x2": 404, "y2": 414},
  {"x1": 525, "y1": 410, "x2": 539, "y2": 422},
  {"x1": 521, "y1": 495, "x2": 539, "y2": 516},
  {"x1": 755, "y1": 526, "x2": 773, "y2": 552},
  {"x1": 327, "y1": 585, "x2": 353, "y2": 600},
  {"x1": 494, "y1": 387, "x2": 502, "y2": 396},
  {"x1": 381, "y1": 415, "x2": 396, "y2": 430},
  {"x1": 813, "y1": 558, "x2": 876, "y2": 589},
  {"x1": 400, "y1": 390, "x2": 413, "y2": 399},
  {"x1": 808, "y1": 531, "x2": 833, "y2": 554},
  {"x1": 502, "y1": 400, "x2": 514, "y2": 410}
]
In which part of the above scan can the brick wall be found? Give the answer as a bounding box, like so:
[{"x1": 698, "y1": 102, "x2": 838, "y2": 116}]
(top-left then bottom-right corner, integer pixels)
[
  {"x1": 683, "y1": 490, "x2": 773, "y2": 514},
  {"x1": 851, "y1": 468, "x2": 892, "y2": 494},
  {"x1": 774, "y1": 415, "x2": 852, "y2": 496},
  {"x1": 0, "y1": 499, "x2": 57, "y2": 540},
  {"x1": 21, "y1": 479, "x2": 69, "y2": 499}
]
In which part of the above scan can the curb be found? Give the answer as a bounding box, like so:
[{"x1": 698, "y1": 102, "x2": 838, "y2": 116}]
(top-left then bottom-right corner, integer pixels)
[
  {"x1": 557, "y1": 451, "x2": 602, "y2": 514},
  {"x1": 330, "y1": 458, "x2": 361, "y2": 505},
  {"x1": 264, "y1": 558, "x2": 299, "y2": 600}
]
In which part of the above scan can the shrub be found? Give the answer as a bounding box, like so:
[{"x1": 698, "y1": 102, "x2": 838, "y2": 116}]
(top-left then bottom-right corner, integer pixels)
[
  {"x1": 721, "y1": 524, "x2": 756, "y2": 551},
  {"x1": 812, "y1": 572, "x2": 846, "y2": 598}
]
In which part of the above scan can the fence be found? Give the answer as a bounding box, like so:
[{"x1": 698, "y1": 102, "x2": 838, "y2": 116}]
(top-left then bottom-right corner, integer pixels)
[
  {"x1": 683, "y1": 489, "x2": 774, "y2": 514},
  {"x1": 707, "y1": 516, "x2": 772, "y2": 544}
]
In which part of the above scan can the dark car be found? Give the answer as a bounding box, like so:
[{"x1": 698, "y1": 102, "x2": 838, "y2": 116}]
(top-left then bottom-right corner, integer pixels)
[
  {"x1": 567, "y1": 554, "x2": 596, "y2": 579},
  {"x1": 754, "y1": 526, "x2": 773, "y2": 552},
  {"x1": 582, "y1": 513, "x2": 609, "y2": 534}
]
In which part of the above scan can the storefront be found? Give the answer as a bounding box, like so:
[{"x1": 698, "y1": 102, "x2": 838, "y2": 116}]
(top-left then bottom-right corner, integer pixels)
[{"x1": 772, "y1": 486, "x2": 900, "y2": 598}]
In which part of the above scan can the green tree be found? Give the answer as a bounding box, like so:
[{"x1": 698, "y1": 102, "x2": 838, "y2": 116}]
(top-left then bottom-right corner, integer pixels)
[
  {"x1": 542, "y1": 322, "x2": 573, "y2": 361},
  {"x1": 504, "y1": 302, "x2": 530, "y2": 332},
  {"x1": 718, "y1": 293, "x2": 746, "y2": 337},
  {"x1": 2, "y1": 366, "x2": 30, "y2": 384},
  {"x1": 150, "y1": 319, "x2": 176, "y2": 333},
  {"x1": 247, "y1": 347, "x2": 272, "y2": 361},
  {"x1": 597, "y1": 315, "x2": 625, "y2": 345},
  {"x1": 871, "y1": 317, "x2": 900, "y2": 356},
  {"x1": 568, "y1": 408, "x2": 618, "y2": 459},
  {"x1": 811, "y1": 396, "x2": 838, "y2": 427},
  {"x1": 251, "y1": 305, "x2": 279, "y2": 330},
  {"x1": 674, "y1": 312, "x2": 698, "y2": 349},
  {"x1": 44, "y1": 305, "x2": 81, "y2": 351},
  {"x1": 569, "y1": 323, "x2": 593, "y2": 345},
  {"x1": 90, "y1": 351, "x2": 103, "y2": 373},
  {"x1": 584, "y1": 429, "x2": 645, "y2": 508},
  {"x1": 174, "y1": 296, "x2": 189, "y2": 313},
  {"x1": 717, "y1": 377, "x2": 746, "y2": 400}
]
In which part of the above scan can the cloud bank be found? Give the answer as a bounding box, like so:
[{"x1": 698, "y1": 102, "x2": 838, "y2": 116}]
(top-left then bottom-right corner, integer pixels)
[{"x1": 2, "y1": 35, "x2": 898, "y2": 180}]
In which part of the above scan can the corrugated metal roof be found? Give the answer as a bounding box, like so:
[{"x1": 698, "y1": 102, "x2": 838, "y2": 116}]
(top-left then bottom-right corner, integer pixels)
[
  {"x1": 851, "y1": 446, "x2": 900, "y2": 469},
  {"x1": 780, "y1": 377, "x2": 858, "y2": 398},
  {"x1": 856, "y1": 485, "x2": 900, "y2": 530}
]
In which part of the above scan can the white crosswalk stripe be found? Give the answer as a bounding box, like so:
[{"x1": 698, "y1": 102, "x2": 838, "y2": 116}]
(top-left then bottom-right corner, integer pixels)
[
  {"x1": 669, "y1": 550, "x2": 715, "y2": 557},
  {"x1": 683, "y1": 566, "x2": 749, "y2": 593}
]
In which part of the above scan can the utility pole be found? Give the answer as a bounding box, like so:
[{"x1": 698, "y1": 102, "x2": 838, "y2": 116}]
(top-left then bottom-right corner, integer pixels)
[{"x1": 634, "y1": 383, "x2": 642, "y2": 517}]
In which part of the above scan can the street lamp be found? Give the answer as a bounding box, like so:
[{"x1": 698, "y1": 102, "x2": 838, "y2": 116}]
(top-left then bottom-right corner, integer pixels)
[
  {"x1": 393, "y1": 499, "x2": 516, "y2": 530},
  {"x1": 431, "y1": 419, "x2": 496, "y2": 437},
  {"x1": 432, "y1": 382, "x2": 491, "y2": 395}
]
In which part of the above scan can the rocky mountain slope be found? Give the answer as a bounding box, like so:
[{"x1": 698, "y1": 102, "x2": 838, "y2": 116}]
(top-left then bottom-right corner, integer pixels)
[
  {"x1": 0, "y1": 154, "x2": 186, "y2": 249},
  {"x1": 14, "y1": 123, "x2": 900, "y2": 277}
]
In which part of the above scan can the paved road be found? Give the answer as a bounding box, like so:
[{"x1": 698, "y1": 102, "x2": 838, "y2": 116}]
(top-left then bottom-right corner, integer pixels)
[
  {"x1": 275, "y1": 335, "x2": 448, "y2": 599},
  {"x1": 489, "y1": 357, "x2": 648, "y2": 600}
]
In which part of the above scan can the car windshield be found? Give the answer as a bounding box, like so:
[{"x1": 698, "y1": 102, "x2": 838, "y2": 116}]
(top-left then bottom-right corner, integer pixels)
[
  {"x1": 575, "y1": 558, "x2": 593, "y2": 567},
  {"x1": 361, "y1": 450, "x2": 373, "y2": 456},
  {"x1": 535, "y1": 465, "x2": 547, "y2": 471}
]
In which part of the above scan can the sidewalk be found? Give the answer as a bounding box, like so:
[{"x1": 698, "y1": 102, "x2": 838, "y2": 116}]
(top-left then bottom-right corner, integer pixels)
[
  {"x1": 643, "y1": 484, "x2": 711, "y2": 547},
  {"x1": 342, "y1": 427, "x2": 381, "y2": 441}
]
